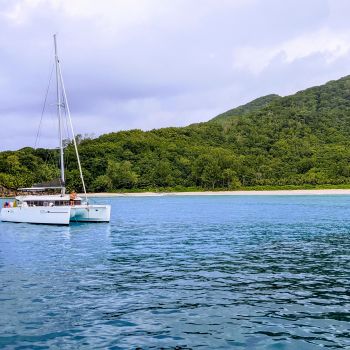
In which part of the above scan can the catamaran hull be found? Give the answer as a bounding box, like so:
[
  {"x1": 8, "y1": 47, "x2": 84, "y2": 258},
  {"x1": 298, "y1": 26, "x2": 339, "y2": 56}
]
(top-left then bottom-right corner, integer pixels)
[
  {"x1": 70, "y1": 204, "x2": 111, "y2": 222},
  {"x1": 0, "y1": 207, "x2": 71, "y2": 225},
  {"x1": 0, "y1": 204, "x2": 111, "y2": 225}
]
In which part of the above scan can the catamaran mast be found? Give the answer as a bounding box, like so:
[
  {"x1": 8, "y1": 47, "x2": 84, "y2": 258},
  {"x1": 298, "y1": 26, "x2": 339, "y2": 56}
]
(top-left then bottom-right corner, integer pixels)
[
  {"x1": 53, "y1": 34, "x2": 88, "y2": 203},
  {"x1": 54, "y1": 34, "x2": 65, "y2": 196}
]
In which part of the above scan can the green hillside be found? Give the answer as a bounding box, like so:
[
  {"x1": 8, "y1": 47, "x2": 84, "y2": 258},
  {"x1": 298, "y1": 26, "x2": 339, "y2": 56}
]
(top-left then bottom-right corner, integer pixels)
[
  {"x1": 1, "y1": 75, "x2": 350, "y2": 193},
  {"x1": 211, "y1": 94, "x2": 281, "y2": 124}
]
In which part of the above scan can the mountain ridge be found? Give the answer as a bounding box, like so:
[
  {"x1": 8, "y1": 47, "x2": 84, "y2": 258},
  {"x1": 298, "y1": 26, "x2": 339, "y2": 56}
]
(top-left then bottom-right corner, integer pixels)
[{"x1": 211, "y1": 94, "x2": 281, "y2": 123}]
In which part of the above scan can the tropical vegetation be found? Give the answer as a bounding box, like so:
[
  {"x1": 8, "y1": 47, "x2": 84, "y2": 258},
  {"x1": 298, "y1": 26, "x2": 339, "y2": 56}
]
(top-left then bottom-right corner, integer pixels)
[{"x1": 1, "y1": 75, "x2": 350, "y2": 192}]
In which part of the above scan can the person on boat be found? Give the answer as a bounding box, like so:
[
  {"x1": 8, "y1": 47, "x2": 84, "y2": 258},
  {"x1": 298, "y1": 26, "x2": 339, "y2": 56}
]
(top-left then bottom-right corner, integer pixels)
[{"x1": 70, "y1": 191, "x2": 77, "y2": 206}]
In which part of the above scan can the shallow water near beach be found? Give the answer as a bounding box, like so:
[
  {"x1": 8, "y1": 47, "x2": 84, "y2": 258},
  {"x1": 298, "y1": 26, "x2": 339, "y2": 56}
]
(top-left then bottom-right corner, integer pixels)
[{"x1": 0, "y1": 195, "x2": 349, "y2": 349}]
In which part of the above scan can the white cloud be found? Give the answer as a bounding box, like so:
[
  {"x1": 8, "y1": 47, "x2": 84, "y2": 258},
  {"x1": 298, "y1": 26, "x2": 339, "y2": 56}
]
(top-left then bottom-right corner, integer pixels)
[{"x1": 233, "y1": 28, "x2": 350, "y2": 74}]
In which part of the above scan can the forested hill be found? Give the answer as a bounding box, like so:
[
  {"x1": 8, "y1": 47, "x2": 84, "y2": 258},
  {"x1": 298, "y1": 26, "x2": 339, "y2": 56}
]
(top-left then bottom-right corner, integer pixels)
[
  {"x1": 211, "y1": 94, "x2": 281, "y2": 124},
  {"x1": 1, "y1": 75, "x2": 350, "y2": 193}
]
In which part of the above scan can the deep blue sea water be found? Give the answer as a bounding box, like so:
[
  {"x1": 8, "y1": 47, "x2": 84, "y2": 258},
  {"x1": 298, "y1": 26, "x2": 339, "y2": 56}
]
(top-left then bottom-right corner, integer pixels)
[{"x1": 0, "y1": 195, "x2": 349, "y2": 349}]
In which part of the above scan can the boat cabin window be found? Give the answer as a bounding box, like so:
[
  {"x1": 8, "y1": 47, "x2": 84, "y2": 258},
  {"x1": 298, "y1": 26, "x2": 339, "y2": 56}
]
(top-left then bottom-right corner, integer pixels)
[
  {"x1": 54, "y1": 201, "x2": 70, "y2": 206},
  {"x1": 25, "y1": 201, "x2": 44, "y2": 207},
  {"x1": 24, "y1": 200, "x2": 80, "y2": 206},
  {"x1": 25, "y1": 200, "x2": 69, "y2": 207}
]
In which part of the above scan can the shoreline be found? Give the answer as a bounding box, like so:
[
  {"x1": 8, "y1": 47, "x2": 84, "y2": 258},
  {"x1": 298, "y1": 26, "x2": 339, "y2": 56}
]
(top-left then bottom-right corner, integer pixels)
[
  {"x1": 85, "y1": 189, "x2": 350, "y2": 197},
  {"x1": 3, "y1": 189, "x2": 350, "y2": 199}
]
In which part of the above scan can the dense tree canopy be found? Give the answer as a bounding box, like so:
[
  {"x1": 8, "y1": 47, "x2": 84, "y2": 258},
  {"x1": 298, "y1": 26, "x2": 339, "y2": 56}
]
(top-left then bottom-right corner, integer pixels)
[{"x1": 1, "y1": 75, "x2": 350, "y2": 192}]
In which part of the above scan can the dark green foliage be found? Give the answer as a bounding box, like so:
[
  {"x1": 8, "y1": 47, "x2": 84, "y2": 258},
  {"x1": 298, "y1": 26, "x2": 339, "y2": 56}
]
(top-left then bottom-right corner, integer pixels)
[
  {"x1": 2, "y1": 75, "x2": 350, "y2": 191},
  {"x1": 92, "y1": 175, "x2": 112, "y2": 192},
  {"x1": 106, "y1": 160, "x2": 138, "y2": 189},
  {"x1": 211, "y1": 94, "x2": 281, "y2": 124}
]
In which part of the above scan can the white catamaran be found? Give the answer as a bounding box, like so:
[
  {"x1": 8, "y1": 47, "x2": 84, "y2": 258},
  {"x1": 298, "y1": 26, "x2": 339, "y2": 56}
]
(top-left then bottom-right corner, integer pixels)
[{"x1": 0, "y1": 35, "x2": 111, "y2": 225}]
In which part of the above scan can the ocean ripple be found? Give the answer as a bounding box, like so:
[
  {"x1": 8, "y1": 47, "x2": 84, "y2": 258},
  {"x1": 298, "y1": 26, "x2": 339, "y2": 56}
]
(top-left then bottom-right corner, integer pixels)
[{"x1": 0, "y1": 195, "x2": 349, "y2": 349}]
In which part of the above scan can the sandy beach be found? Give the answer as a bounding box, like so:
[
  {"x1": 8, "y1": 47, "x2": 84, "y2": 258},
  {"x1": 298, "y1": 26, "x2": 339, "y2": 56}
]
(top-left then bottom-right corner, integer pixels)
[{"x1": 85, "y1": 189, "x2": 350, "y2": 197}]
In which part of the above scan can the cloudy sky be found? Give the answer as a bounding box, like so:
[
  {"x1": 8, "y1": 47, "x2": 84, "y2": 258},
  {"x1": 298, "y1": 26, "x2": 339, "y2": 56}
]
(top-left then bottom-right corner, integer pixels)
[{"x1": 1, "y1": 0, "x2": 350, "y2": 150}]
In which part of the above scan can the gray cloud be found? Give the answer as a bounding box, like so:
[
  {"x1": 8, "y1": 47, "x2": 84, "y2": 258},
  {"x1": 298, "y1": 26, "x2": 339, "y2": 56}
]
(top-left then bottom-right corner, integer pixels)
[{"x1": 0, "y1": 0, "x2": 350, "y2": 150}]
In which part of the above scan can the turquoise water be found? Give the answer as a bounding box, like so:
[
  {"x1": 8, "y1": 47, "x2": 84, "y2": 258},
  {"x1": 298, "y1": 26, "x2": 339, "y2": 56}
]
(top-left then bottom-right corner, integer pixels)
[{"x1": 0, "y1": 195, "x2": 349, "y2": 349}]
